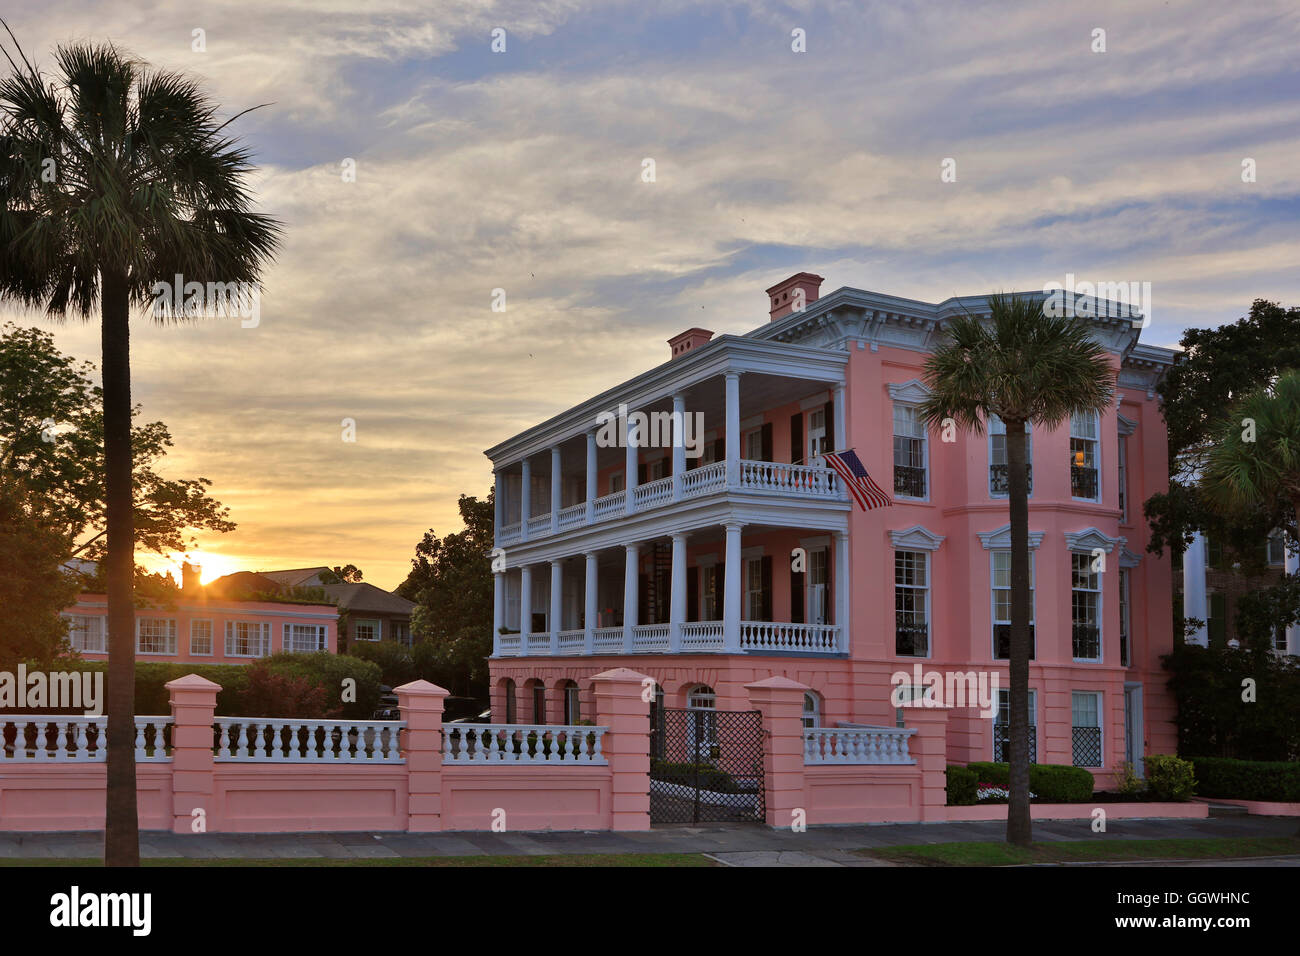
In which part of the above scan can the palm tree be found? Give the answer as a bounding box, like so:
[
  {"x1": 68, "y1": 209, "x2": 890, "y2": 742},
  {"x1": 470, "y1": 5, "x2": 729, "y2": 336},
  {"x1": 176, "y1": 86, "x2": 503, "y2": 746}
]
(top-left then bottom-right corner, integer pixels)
[
  {"x1": 1203, "y1": 369, "x2": 1300, "y2": 561},
  {"x1": 919, "y1": 293, "x2": 1112, "y2": 846},
  {"x1": 0, "y1": 28, "x2": 279, "y2": 865}
]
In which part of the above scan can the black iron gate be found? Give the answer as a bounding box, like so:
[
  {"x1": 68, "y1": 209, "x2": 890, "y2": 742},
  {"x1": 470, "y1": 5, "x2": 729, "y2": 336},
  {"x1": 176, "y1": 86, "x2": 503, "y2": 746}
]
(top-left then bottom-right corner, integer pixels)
[{"x1": 649, "y1": 708, "x2": 765, "y2": 824}]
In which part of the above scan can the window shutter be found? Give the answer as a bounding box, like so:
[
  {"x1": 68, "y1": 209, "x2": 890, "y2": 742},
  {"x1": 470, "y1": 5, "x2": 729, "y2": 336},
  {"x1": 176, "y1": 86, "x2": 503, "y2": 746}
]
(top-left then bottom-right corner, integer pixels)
[
  {"x1": 761, "y1": 555, "x2": 773, "y2": 621},
  {"x1": 823, "y1": 401, "x2": 834, "y2": 452},
  {"x1": 713, "y1": 436, "x2": 725, "y2": 462},
  {"x1": 716, "y1": 560, "x2": 725, "y2": 615},
  {"x1": 790, "y1": 565, "x2": 805, "y2": 623},
  {"x1": 637, "y1": 462, "x2": 648, "y2": 485},
  {"x1": 790, "y1": 412, "x2": 803, "y2": 463},
  {"x1": 761, "y1": 422, "x2": 774, "y2": 462},
  {"x1": 687, "y1": 567, "x2": 699, "y2": 622}
]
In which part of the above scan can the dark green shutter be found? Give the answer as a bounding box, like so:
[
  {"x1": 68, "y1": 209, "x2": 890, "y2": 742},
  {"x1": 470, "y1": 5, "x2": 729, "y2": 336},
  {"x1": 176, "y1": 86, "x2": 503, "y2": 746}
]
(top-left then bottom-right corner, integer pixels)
[
  {"x1": 761, "y1": 555, "x2": 773, "y2": 621},
  {"x1": 790, "y1": 564, "x2": 805, "y2": 623},
  {"x1": 761, "y1": 422, "x2": 774, "y2": 462},
  {"x1": 790, "y1": 412, "x2": 803, "y2": 463}
]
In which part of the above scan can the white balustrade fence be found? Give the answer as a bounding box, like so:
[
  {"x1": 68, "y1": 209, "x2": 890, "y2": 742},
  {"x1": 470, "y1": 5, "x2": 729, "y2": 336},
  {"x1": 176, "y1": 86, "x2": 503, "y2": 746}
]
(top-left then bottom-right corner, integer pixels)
[
  {"x1": 443, "y1": 723, "x2": 607, "y2": 764},
  {"x1": 0, "y1": 716, "x2": 173, "y2": 762},
  {"x1": 632, "y1": 623, "x2": 670, "y2": 651},
  {"x1": 591, "y1": 491, "x2": 625, "y2": 519},
  {"x1": 804, "y1": 726, "x2": 915, "y2": 765},
  {"x1": 592, "y1": 626, "x2": 623, "y2": 652},
  {"x1": 680, "y1": 461, "x2": 726, "y2": 497},
  {"x1": 739, "y1": 460, "x2": 843, "y2": 498},
  {"x1": 632, "y1": 475, "x2": 673, "y2": 508},
  {"x1": 741, "y1": 622, "x2": 840, "y2": 653},
  {"x1": 214, "y1": 717, "x2": 404, "y2": 763},
  {"x1": 557, "y1": 503, "x2": 586, "y2": 529},
  {"x1": 679, "y1": 622, "x2": 724, "y2": 650}
]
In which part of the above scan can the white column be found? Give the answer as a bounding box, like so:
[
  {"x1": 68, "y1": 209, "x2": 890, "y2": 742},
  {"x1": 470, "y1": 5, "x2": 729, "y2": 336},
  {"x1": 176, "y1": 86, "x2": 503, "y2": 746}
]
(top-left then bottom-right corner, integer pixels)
[
  {"x1": 492, "y1": 571, "x2": 504, "y2": 656},
  {"x1": 493, "y1": 470, "x2": 502, "y2": 543},
  {"x1": 585, "y1": 430, "x2": 597, "y2": 524},
  {"x1": 584, "y1": 551, "x2": 598, "y2": 654},
  {"x1": 1287, "y1": 545, "x2": 1299, "y2": 655},
  {"x1": 519, "y1": 564, "x2": 533, "y2": 656},
  {"x1": 834, "y1": 530, "x2": 850, "y2": 653},
  {"x1": 833, "y1": 382, "x2": 847, "y2": 451},
  {"x1": 520, "y1": 458, "x2": 532, "y2": 542},
  {"x1": 725, "y1": 372, "x2": 741, "y2": 488},
  {"x1": 623, "y1": 542, "x2": 640, "y2": 653},
  {"x1": 670, "y1": 532, "x2": 687, "y2": 652},
  {"x1": 550, "y1": 446, "x2": 561, "y2": 533},
  {"x1": 1183, "y1": 531, "x2": 1208, "y2": 646},
  {"x1": 625, "y1": 410, "x2": 639, "y2": 515},
  {"x1": 723, "y1": 523, "x2": 743, "y2": 652},
  {"x1": 550, "y1": 559, "x2": 563, "y2": 655},
  {"x1": 672, "y1": 392, "x2": 686, "y2": 501}
]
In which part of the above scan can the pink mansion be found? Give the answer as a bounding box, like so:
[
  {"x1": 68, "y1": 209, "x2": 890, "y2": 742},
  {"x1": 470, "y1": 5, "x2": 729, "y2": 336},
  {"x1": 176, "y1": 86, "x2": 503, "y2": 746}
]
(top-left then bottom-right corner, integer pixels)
[{"x1": 484, "y1": 274, "x2": 1178, "y2": 785}]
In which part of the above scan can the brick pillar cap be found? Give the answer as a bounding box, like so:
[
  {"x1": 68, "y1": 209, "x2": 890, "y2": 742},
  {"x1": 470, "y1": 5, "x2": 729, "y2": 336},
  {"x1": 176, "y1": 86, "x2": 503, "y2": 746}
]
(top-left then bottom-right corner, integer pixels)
[
  {"x1": 590, "y1": 667, "x2": 652, "y2": 683},
  {"x1": 165, "y1": 674, "x2": 222, "y2": 692},
  {"x1": 394, "y1": 679, "x2": 450, "y2": 697},
  {"x1": 745, "y1": 676, "x2": 810, "y2": 692}
]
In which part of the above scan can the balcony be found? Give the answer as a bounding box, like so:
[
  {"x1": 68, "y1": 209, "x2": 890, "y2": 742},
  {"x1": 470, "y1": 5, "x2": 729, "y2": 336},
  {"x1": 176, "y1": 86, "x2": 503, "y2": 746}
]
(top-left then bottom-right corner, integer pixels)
[
  {"x1": 1072, "y1": 623, "x2": 1100, "y2": 660},
  {"x1": 893, "y1": 464, "x2": 926, "y2": 498},
  {"x1": 495, "y1": 620, "x2": 842, "y2": 658},
  {"x1": 497, "y1": 459, "x2": 847, "y2": 547},
  {"x1": 1070, "y1": 465, "x2": 1098, "y2": 499},
  {"x1": 989, "y1": 463, "x2": 1032, "y2": 496}
]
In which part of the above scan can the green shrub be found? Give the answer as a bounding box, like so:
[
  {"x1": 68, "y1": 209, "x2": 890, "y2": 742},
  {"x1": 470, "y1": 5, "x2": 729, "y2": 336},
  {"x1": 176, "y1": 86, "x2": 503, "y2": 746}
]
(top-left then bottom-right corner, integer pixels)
[
  {"x1": 965, "y1": 762, "x2": 1095, "y2": 802},
  {"x1": 1189, "y1": 757, "x2": 1300, "y2": 801},
  {"x1": 946, "y1": 764, "x2": 978, "y2": 805},
  {"x1": 1144, "y1": 754, "x2": 1197, "y2": 801},
  {"x1": 1115, "y1": 760, "x2": 1146, "y2": 797},
  {"x1": 346, "y1": 641, "x2": 415, "y2": 688}
]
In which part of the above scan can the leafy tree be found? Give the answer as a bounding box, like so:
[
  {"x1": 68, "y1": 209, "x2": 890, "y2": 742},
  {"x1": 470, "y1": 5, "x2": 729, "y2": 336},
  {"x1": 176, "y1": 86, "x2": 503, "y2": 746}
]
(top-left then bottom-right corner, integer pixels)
[
  {"x1": 0, "y1": 473, "x2": 78, "y2": 664},
  {"x1": 398, "y1": 491, "x2": 493, "y2": 697},
  {"x1": 920, "y1": 294, "x2": 1112, "y2": 847},
  {"x1": 318, "y1": 564, "x2": 363, "y2": 584},
  {"x1": 0, "y1": 30, "x2": 279, "y2": 866}
]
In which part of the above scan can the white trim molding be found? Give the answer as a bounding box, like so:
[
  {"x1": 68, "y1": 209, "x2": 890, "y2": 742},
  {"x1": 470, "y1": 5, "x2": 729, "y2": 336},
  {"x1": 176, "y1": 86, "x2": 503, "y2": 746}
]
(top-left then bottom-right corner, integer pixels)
[
  {"x1": 978, "y1": 524, "x2": 1044, "y2": 550},
  {"x1": 889, "y1": 525, "x2": 946, "y2": 552},
  {"x1": 1064, "y1": 527, "x2": 1123, "y2": 554},
  {"x1": 1117, "y1": 413, "x2": 1137, "y2": 437},
  {"x1": 887, "y1": 378, "x2": 932, "y2": 404},
  {"x1": 1119, "y1": 543, "x2": 1143, "y2": 568}
]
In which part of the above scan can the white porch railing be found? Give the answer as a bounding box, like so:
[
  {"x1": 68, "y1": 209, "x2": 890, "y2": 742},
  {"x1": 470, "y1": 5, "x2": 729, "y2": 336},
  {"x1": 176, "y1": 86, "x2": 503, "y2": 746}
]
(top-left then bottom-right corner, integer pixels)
[
  {"x1": 679, "y1": 621, "x2": 724, "y2": 650},
  {"x1": 0, "y1": 716, "x2": 173, "y2": 762},
  {"x1": 526, "y1": 631, "x2": 551, "y2": 654},
  {"x1": 591, "y1": 491, "x2": 625, "y2": 519},
  {"x1": 442, "y1": 723, "x2": 607, "y2": 764},
  {"x1": 592, "y1": 626, "x2": 623, "y2": 652},
  {"x1": 632, "y1": 623, "x2": 670, "y2": 651},
  {"x1": 680, "y1": 461, "x2": 726, "y2": 497},
  {"x1": 526, "y1": 514, "x2": 550, "y2": 536},
  {"x1": 741, "y1": 622, "x2": 840, "y2": 653},
  {"x1": 557, "y1": 503, "x2": 586, "y2": 529},
  {"x1": 632, "y1": 475, "x2": 673, "y2": 508},
  {"x1": 804, "y1": 726, "x2": 916, "y2": 765},
  {"x1": 498, "y1": 631, "x2": 522, "y2": 653},
  {"x1": 556, "y1": 629, "x2": 585, "y2": 652},
  {"x1": 499, "y1": 522, "x2": 522, "y2": 545},
  {"x1": 213, "y1": 718, "x2": 404, "y2": 763},
  {"x1": 739, "y1": 459, "x2": 842, "y2": 497}
]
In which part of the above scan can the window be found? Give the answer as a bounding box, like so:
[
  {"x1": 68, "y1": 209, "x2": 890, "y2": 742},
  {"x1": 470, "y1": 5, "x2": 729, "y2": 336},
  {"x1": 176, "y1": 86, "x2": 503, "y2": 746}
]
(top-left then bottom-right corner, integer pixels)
[
  {"x1": 1071, "y1": 553, "x2": 1102, "y2": 661},
  {"x1": 895, "y1": 550, "x2": 929, "y2": 656},
  {"x1": 284, "y1": 623, "x2": 327, "y2": 653},
  {"x1": 808, "y1": 409, "x2": 828, "y2": 459},
  {"x1": 353, "y1": 619, "x2": 381, "y2": 642},
  {"x1": 744, "y1": 427, "x2": 763, "y2": 461},
  {"x1": 988, "y1": 415, "x2": 1032, "y2": 496},
  {"x1": 609, "y1": 470, "x2": 625, "y2": 494},
  {"x1": 807, "y1": 548, "x2": 828, "y2": 625},
  {"x1": 802, "y1": 692, "x2": 820, "y2": 729},
  {"x1": 702, "y1": 564, "x2": 721, "y2": 620},
  {"x1": 1071, "y1": 692, "x2": 1102, "y2": 767},
  {"x1": 393, "y1": 621, "x2": 412, "y2": 646},
  {"x1": 1069, "y1": 411, "x2": 1100, "y2": 500},
  {"x1": 190, "y1": 620, "x2": 213, "y2": 656},
  {"x1": 504, "y1": 679, "x2": 517, "y2": 724},
  {"x1": 644, "y1": 457, "x2": 667, "y2": 481},
  {"x1": 225, "y1": 621, "x2": 270, "y2": 658},
  {"x1": 992, "y1": 551, "x2": 1034, "y2": 659},
  {"x1": 136, "y1": 618, "x2": 177, "y2": 655},
  {"x1": 1117, "y1": 434, "x2": 1128, "y2": 522},
  {"x1": 1267, "y1": 532, "x2": 1286, "y2": 567},
  {"x1": 994, "y1": 688, "x2": 1037, "y2": 762},
  {"x1": 63, "y1": 614, "x2": 105, "y2": 653},
  {"x1": 892, "y1": 404, "x2": 927, "y2": 497},
  {"x1": 532, "y1": 682, "x2": 545, "y2": 724},
  {"x1": 744, "y1": 558, "x2": 765, "y2": 620},
  {"x1": 686, "y1": 685, "x2": 718, "y2": 755},
  {"x1": 1119, "y1": 569, "x2": 1131, "y2": 666},
  {"x1": 563, "y1": 682, "x2": 581, "y2": 724}
]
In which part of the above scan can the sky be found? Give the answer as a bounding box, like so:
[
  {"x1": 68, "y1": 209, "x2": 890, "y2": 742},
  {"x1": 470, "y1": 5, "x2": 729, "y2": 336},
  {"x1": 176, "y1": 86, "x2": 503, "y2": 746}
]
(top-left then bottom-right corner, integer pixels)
[{"x1": 3, "y1": 0, "x2": 1298, "y2": 590}]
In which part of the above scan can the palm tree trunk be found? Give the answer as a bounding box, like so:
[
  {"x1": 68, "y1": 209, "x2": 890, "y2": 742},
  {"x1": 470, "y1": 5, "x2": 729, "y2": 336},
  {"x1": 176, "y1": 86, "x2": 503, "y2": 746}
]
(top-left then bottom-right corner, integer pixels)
[
  {"x1": 1005, "y1": 419, "x2": 1033, "y2": 847},
  {"x1": 101, "y1": 269, "x2": 139, "y2": 866}
]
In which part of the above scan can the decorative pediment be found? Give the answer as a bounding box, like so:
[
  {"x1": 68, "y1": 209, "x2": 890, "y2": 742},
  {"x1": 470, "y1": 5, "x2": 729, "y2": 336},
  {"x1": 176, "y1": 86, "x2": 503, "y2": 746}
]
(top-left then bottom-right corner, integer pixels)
[
  {"x1": 888, "y1": 525, "x2": 946, "y2": 552},
  {"x1": 1117, "y1": 413, "x2": 1137, "y2": 436},
  {"x1": 887, "y1": 378, "x2": 932, "y2": 404},
  {"x1": 1064, "y1": 527, "x2": 1122, "y2": 554},
  {"x1": 977, "y1": 524, "x2": 1044, "y2": 550}
]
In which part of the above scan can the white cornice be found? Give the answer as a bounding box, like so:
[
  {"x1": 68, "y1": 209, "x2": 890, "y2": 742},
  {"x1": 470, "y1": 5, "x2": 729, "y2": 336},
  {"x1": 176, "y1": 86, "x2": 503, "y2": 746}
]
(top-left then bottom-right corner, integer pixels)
[
  {"x1": 887, "y1": 378, "x2": 932, "y2": 404},
  {"x1": 977, "y1": 524, "x2": 1044, "y2": 550},
  {"x1": 1064, "y1": 527, "x2": 1123, "y2": 553},
  {"x1": 889, "y1": 525, "x2": 946, "y2": 551}
]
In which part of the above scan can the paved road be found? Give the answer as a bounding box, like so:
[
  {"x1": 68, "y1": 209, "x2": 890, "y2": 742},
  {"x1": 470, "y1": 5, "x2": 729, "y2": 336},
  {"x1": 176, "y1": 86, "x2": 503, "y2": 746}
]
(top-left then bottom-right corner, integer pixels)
[{"x1": 0, "y1": 814, "x2": 1295, "y2": 862}]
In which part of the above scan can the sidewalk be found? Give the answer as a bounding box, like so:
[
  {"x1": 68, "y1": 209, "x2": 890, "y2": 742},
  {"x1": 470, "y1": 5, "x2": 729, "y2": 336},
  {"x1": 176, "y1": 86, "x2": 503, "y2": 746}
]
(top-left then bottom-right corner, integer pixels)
[{"x1": 1, "y1": 815, "x2": 1295, "y2": 864}]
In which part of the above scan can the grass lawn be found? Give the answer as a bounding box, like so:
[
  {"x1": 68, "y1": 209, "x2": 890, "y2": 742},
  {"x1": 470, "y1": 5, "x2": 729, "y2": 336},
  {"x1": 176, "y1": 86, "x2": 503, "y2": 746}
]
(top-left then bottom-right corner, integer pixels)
[
  {"x1": 861, "y1": 836, "x2": 1300, "y2": 866},
  {"x1": 0, "y1": 852, "x2": 714, "y2": 868}
]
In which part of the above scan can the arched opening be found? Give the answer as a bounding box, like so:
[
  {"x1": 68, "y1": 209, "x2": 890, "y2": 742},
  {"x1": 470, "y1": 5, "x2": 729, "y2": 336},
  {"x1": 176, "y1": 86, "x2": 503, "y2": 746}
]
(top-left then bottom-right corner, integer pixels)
[
  {"x1": 561, "y1": 679, "x2": 580, "y2": 724},
  {"x1": 503, "y1": 678, "x2": 517, "y2": 724}
]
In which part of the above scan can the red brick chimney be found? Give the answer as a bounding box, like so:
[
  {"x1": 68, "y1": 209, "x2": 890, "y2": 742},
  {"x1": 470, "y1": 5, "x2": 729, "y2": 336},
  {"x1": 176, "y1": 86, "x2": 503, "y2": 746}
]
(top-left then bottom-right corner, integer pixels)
[
  {"x1": 766, "y1": 272, "x2": 824, "y2": 321},
  {"x1": 181, "y1": 561, "x2": 203, "y2": 594},
  {"x1": 668, "y1": 328, "x2": 713, "y2": 360}
]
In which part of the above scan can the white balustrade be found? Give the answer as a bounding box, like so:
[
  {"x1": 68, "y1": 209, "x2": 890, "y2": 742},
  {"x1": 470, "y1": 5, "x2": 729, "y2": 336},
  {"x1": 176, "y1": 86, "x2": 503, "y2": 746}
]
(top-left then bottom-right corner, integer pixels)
[
  {"x1": 632, "y1": 475, "x2": 673, "y2": 508},
  {"x1": 804, "y1": 726, "x2": 916, "y2": 764},
  {"x1": 739, "y1": 459, "x2": 844, "y2": 498},
  {"x1": 442, "y1": 723, "x2": 607, "y2": 764},
  {"x1": 556, "y1": 629, "x2": 585, "y2": 652},
  {"x1": 0, "y1": 716, "x2": 172, "y2": 762},
  {"x1": 680, "y1": 461, "x2": 726, "y2": 497},
  {"x1": 498, "y1": 632, "x2": 522, "y2": 654},
  {"x1": 498, "y1": 522, "x2": 522, "y2": 545},
  {"x1": 526, "y1": 631, "x2": 552, "y2": 653},
  {"x1": 557, "y1": 504, "x2": 586, "y2": 530},
  {"x1": 632, "y1": 623, "x2": 671, "y2": 651},
  {"x1": 679, "y1": 621, "x2": 725, "y2": 650},
  {"x1": 740, "y1": 622, "x2": 840, "y2": 653},
  {"x1": 213, "y1": 717, "x2": 404, "y2": 763},
  {"x1": 591, "y1": 626, "x2": 623, "y2": 652},
  {"x1": 526, "y1": 514, "x2": 551, "y2": 536}
]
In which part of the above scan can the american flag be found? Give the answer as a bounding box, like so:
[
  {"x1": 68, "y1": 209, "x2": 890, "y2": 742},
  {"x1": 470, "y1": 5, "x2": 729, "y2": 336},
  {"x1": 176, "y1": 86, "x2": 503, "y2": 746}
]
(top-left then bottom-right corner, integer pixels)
[{"x1": 824, "y1": 448, "x2": 893, "y2": 510}]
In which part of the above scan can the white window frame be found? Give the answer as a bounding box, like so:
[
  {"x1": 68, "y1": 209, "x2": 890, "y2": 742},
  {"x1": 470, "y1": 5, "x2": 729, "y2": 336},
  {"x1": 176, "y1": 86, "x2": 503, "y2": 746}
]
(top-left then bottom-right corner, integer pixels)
[
  {"x1": 225, "y1": 621, "x2": 271, "y2": 658},
  {"x1": 991, "y1": 550, "x2": 1035, "y2": 660},
  {"x1": 807, "y1": 547, "x2": 828, "y2": 626},
  {"x1": 189, "y1": 619, "x2": 214, "y2": 657},
  {"x1": 894, "y1": 549, "x2": 930, "y2": 658},
  {"x1": 1071, "y1": 691, "x2": 1104, "y2": 768},
  {"x1": 1070, "y1": 552, "x2": 1103, "y2": 663},
  {"x1": 284, "y1": 622, "x2": 328, "y2": 653},
  {"x1": 136, "y1": 618, "x2": 178, "y2": 655},
  {"x1": 988, "y1": 414, "x2": 1032, "y2": 499},
  {"x1": 802, "y1": 692, "x2": 820, "y2": 729},
  {"x1": 1267, "y1": 531, "x2": 1286, "y2": 567},
  {"x1": 1118, "y1": 568, "x2": 1131, "y2": 667},
  {"x1": 564, "y1": 682, "x2": 581, "y2": 724},
  {"x1": 63, "y1": 614, "x2": 106, "y2": 653},
  {"x1": 994, "y1": 687, "x2": 1038, "y2": 761},
  {"x1": 743, "y1": 426, "x2": 764, "y2": 461},
  {"x1": 701, "y1": 563, "x2": 721, "y2": 621},
  {"x1": 353, "y1": 618, "x2": 382, "y2": 643},
  {"x1": 743, "y1": 557, "x2": 765, "y2": 621},
  {"x1": 807, "y1": 408, "x2": 828, "y2": 461},
  {"x1": 1069, "y1": 410, "x2": 1101, "y2": 502},
  {"x1": 891, "y1": 402, "x2": 928, "y2": 500}
]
